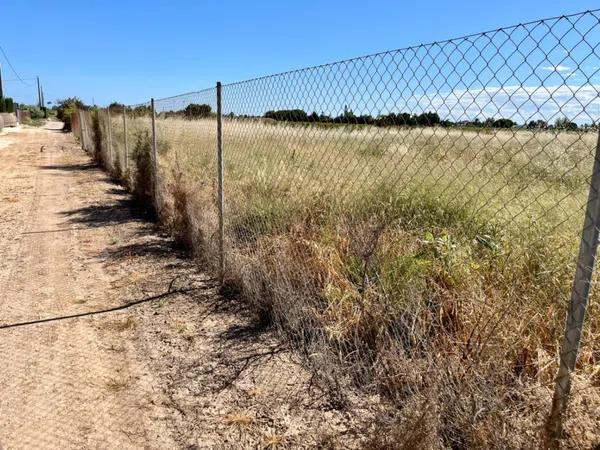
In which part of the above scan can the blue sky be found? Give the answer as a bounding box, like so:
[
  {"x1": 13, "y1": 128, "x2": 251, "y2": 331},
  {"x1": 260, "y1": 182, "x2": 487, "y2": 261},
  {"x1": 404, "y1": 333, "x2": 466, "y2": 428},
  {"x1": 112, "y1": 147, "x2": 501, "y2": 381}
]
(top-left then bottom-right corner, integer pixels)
[{"x1": 1, "y1": 0, "x2": 599, "y2": 118}]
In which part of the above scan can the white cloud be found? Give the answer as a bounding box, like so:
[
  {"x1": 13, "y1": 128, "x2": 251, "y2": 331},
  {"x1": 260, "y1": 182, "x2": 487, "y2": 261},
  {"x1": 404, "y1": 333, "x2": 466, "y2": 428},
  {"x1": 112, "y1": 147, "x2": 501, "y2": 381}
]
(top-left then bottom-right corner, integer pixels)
[
  {"x1": 541, "y1": 65, "x2": 572, "y2": 73},
  {"x1": 412, "y1": 84, "x2": 600, "y2": 124}
]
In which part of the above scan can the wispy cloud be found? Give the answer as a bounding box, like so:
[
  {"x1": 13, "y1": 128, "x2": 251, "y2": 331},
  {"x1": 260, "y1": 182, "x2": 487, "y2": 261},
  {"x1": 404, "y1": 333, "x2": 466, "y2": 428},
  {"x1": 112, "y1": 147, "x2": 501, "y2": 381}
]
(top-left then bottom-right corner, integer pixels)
[
  {"x1": 413, "y1": 84, "x2": 600, "y2": 124},
  {"x1": 541, "y1": 65, "x2": 572, "y2": 73}
]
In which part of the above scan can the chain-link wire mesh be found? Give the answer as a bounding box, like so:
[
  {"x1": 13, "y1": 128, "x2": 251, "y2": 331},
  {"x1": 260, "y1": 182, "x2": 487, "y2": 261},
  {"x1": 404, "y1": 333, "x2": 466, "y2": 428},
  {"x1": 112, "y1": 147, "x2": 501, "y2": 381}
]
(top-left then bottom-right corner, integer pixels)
[
  {"x1": 151, "y1": 90, "x2": 220, "y2": 267},
  {"x1": 77, "y1": 9, "x2": 600, "y2": 448},
  {"x1": 78, "y1": 110, "x2": 95, "y2": 154},
  {"x1": 95, "y1": 108, "x2": 112, "y2": 172},
  {"x1": 106, "y1": 105, "x2": 126, "y2": 180}
]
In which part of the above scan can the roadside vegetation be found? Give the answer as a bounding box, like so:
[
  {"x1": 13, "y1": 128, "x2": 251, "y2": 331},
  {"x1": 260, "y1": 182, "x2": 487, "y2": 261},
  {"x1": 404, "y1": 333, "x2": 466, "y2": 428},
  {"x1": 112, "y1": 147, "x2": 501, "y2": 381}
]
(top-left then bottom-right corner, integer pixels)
[
  {"x1": 82, "y1": 107, "x2": 599, "y2": 448},
  {"x1": 56, "y1": 97, "x2": 88, "y2": 131}
]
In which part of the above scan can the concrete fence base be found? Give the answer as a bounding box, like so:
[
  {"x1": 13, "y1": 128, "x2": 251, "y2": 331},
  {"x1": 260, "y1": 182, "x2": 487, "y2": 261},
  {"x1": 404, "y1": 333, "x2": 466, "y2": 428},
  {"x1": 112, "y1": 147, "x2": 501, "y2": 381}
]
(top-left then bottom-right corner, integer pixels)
[
  {"x1": 0, "y1": 113, "x2": 18, "y2": 127},
  {"x1": 71, "y1": 112, "x2": 82, "y2": 138}
]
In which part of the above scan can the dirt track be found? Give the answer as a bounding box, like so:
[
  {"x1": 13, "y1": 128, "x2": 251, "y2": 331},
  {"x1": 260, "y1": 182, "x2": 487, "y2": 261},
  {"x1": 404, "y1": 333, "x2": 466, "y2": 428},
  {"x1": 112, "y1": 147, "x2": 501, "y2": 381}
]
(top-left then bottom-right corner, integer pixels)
[
  {"x1": 0, "y1": 123, "x2": 355, "y2": 449},
  {"x1": 0, "y1": 123, "x2": 180, "y2": 448}
]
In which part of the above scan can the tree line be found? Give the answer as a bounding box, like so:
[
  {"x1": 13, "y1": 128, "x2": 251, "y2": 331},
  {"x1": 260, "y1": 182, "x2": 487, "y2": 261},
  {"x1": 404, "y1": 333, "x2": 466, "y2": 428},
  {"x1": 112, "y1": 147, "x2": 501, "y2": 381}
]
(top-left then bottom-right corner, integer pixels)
[
  {"x1": 264, "y1": 106, "x2": 451, "y2": 127},
  {"x1": 263, "y1": 106, "x2": 585, "y2": 130},
  {"x1": 99, "y1": 101, "x2": 589, "y2": 131}
]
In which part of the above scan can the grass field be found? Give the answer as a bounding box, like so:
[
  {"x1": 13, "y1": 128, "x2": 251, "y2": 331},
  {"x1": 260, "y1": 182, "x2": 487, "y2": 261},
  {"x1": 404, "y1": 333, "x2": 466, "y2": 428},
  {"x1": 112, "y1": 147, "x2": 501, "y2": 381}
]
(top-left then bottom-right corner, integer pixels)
[{"x1": 101, "y1": 113, "x2": 599, "y2": 447}]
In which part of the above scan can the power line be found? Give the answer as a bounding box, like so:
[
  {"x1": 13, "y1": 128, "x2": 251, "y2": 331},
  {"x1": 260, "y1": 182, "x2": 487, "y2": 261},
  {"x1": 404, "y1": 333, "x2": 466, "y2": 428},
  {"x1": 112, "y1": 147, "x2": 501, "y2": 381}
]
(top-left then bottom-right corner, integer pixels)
[
  {"x1": 0, "y1": 45, "x2": 35, "y2": 87},
  {"x1": 3, "y1": 78, "x2": 37, "y2": 82}
]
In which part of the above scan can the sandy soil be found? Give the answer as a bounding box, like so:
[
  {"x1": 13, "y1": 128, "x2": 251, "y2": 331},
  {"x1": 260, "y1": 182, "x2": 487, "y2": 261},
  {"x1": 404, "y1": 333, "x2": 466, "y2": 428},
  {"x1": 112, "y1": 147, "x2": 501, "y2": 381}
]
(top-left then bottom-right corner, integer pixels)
[{"x1": 0, "y1": 123, "x2": 360, "y2": 449}]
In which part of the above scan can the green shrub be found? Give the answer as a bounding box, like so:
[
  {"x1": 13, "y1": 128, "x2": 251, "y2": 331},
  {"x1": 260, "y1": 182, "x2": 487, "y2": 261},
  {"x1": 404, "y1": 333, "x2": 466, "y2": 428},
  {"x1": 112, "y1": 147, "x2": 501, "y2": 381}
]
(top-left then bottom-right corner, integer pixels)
[
  {"x1": 29, "y1": 108, "x2": 45, "y2": 119},
  {"x1": 184, "y1": 103, "x2": 212, "y2": 119},
  {"x1": 132, "y1": 130, "x2": 155, "y2": 214},
  {"x1": 56, "y1": 97, "x2": 88, "y2": 131},
  {"x1": 0, "y1": 97, "x2": 15, "y2": 113},
  {"x1": 91, "y1": 110, "x2": 104, "y2": 162},
  {"x1": 5, "y1": 98, "x2": 14, "y2": 113}
]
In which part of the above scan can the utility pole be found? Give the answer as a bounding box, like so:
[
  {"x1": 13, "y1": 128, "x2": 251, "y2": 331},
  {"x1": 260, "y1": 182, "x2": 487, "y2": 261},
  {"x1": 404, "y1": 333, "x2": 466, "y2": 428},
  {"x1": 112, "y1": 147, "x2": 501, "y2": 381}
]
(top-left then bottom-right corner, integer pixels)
[
  {"x1": 41, "y1": 85, "x2": 46, "y2": 118},
  {"x1": 36, "y1": 76, "x2": 41, "y2": 108},
  {"x1": 0, "y1": 63, "x2": 4, "y2": 98}
]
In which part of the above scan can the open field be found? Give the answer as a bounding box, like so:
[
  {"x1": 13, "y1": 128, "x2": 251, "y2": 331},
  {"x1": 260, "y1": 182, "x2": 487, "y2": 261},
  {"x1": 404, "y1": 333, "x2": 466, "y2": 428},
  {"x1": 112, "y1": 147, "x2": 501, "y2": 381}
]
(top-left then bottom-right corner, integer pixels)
[{"x1": 89, "y1": 112, "x2": 600, "y2": 448}]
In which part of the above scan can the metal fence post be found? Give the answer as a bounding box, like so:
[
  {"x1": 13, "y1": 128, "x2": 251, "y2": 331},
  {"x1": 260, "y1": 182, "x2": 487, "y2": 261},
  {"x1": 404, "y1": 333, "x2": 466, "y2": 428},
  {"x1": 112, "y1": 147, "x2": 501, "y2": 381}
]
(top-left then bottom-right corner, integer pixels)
[
  {"x1": 78, "y1": 110, "x2": 85, "y2": 150},
  {"x1": 123, "y1": 107, "x2": 128, "y2": 172},
  {"x1": 150, "y1": 98, "x2": 159, "y2": 212},
  {"x1": 216, "y1": 82, "x2": 225, "y2": 280},
  {"x1": 546, "y1": 129, "x2": 600, "y2": 447},
  {"x1": 106, "y1": 106, "x2": 113, "y2": 170},
  {"x1": 82, "y1": 110, "x2": 89, "y2": 151}
]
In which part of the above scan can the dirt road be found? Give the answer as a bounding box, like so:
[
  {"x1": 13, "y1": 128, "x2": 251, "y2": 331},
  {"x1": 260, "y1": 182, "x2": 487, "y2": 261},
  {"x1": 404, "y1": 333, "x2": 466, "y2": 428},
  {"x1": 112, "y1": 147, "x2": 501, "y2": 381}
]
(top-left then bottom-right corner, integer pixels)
[
  {"x1": 0, "y1": 123, "x2": 356, "y2": 449},
  {"x1": 0, "y1": 122, "x2": 179, "y2": 448}
]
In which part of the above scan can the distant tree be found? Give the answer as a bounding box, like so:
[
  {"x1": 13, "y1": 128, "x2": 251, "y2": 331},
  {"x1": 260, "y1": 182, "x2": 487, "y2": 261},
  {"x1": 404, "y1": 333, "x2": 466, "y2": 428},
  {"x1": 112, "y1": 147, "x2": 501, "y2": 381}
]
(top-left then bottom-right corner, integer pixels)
[
  {"x1": 264, "y1": 109, "x2": 309, "y2": 122},
  {"x1": 184, "y1": 103, "x2": 212, "y2": 119},
  {"x1": 485, "y1": 118, "x2": 515, "y2": 128},
  {"x1": 415, "y1": 111, "x2": 441, "y2": 126},
  {"x1": 356, "y1": 114, "x2": 375, "y2": 125},
  {"x1": 554, "y1": 117, "x2": 578, "y2": 131},
  {"x1": 258, "y1": 106, "x2": 524, "y2": 130},
  {"x1": 308, "y1": 111, "x2": 320, "y2": 122},
  {"x1": 332, "y1": 105, "x2": 360, "y2": 124},
  {"x1": 0, "y1": 96, "x2": 14, "y2": 113},
  {"x1": 496, "y1": 118, "x2": 515, "y2": 128},
  {"x1": 56, "y1": 97, "x2": 88, "y2": 112},
  {"x1": 0, "y1": 97, "x2": 15, "y2": 113},
  {"x1": 108, "y1": 102, "x2": 125, "y2": 114},
  {"x1": 319, "y1": 112, "x2": 333, "y2": 123},
  {"x1": 55, "y1": 97, "x2": 89, "y2": 131},
  {"x1": 162, "y1": 109, "x2": 185, "y2": 119},
  {"x1": 527, "y1": 119, "x2": 548, "y2": 129},
  {"x1": 131, "y1": 105, "x2": 152, "y2": 116}
]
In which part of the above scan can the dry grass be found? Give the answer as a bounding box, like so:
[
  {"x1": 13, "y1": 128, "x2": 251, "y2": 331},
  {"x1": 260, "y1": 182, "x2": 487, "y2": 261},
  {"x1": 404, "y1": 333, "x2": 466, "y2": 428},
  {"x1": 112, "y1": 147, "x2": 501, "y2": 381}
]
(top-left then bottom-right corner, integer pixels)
[
  {"x1": 223, "y1": 412, "x2": 254, "y2": 429},
  {"x1": 96, "y1": 113, "x2": 600, "y2": 448},
  {"x1": 105, "y1": 376, "x2": 130, "y2": 393},
  {"x1": 104, "y1": 316, "x2": 138, "y2": 332},
  {"x1": 262, "y1": 433, "x2": 287, "y2": 448}
]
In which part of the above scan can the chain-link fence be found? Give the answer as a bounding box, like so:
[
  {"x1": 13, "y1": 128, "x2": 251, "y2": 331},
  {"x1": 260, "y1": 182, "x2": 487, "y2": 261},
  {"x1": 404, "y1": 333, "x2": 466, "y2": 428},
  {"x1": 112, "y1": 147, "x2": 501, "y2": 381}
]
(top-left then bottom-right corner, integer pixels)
[{"x1": 76, "y1": 9, "x2": 600, "y2": 448}]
